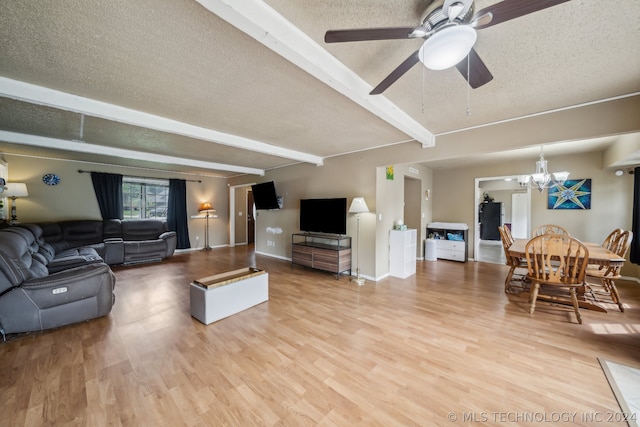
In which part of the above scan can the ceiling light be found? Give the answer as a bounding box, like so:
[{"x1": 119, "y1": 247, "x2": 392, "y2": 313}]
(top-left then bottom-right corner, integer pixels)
[
  {"x1": 615, "y1": 169, "x2": 624, "y2": 176},
  {"x1": 418, "y1": 25, "x2": 477, "y2": 71},
  {"x1": 524, "y1": 146, "x2": 569, "y2": 193}
]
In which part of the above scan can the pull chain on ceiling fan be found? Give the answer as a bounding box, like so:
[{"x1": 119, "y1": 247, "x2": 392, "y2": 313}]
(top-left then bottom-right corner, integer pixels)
[{"x1": 324, "y1": 0, "x2": 572, "y2": 95}]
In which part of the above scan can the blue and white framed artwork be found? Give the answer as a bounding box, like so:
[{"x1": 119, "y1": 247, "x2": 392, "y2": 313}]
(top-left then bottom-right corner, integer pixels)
[{"x1": 548, "y1": 178, "x2": 591, "y2": 210}]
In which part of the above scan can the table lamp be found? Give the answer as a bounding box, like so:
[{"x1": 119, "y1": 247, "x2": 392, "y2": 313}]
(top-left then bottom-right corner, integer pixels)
[{"x1": 4, "y1": 182, "x2": 29, "y2": 224}]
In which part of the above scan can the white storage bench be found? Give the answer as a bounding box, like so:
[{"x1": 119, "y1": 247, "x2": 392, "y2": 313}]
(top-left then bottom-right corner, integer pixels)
[{"x1": 190, "y1": 267, "x2": 268, "y2": 325}]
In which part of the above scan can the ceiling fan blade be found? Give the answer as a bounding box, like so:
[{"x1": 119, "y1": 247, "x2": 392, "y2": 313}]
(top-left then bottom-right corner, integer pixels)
[
  {"x1": 455, "y1": 48, "x2": 493, "y2": 89},
  {"x1": 472, "y1": 0, "x2": 571, "y2": 30},
  {"x1": 370, "y1": 50, "x2": 421, "y2": 95},
  {"x1": 325, "y1": 27, "x2": 426, "y2": 43}
]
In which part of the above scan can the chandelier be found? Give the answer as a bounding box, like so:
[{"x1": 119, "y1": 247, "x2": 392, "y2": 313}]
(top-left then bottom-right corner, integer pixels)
[{"x1": 524, "y1": 146, "x2": 569, "y2": 193}]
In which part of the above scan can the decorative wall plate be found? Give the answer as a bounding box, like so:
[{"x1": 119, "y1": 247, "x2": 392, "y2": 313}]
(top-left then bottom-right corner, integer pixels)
[{"x1": 42, "y1": 173, "x2": 61, "y2": 186}]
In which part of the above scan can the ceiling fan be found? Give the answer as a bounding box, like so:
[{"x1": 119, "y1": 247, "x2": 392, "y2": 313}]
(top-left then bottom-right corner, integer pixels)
[{"x1": 325, "y1": 0, "x2": 571, "y2": 95}]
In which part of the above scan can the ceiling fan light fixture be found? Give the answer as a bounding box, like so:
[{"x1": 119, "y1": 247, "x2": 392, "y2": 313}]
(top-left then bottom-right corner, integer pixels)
[{"x1": 418, "y1": 25, "x2": 477, "y2": 70}]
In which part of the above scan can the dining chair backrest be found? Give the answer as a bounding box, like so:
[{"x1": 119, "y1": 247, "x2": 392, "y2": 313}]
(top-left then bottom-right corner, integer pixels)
[
  {"x1": 532, "y1": 224, "x2": 570, "y2": 237},
  {"x1": 525, "y1": 234, "x2": 589, "y2": 285},
  {"x1": 499, "y1": 226, "x2": 519, "y2": 267},
  {"x1": 498, "y1": 226, "x2": 514, "y2": 248},
  {"x1": 611, "y1": 230, "x2": 633, "y2": 258},
  {"x1": 602, "y1": 228, "x2": 624, "y2": 252}
]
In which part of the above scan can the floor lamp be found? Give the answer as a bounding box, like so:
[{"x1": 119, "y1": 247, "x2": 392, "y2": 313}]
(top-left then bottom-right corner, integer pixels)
[
  {"x1": 349, "y1": 197, "x2": 369, "y2": 285},
  {"x1": 4, "y1": 182, "x2": 29, "y2": 224},
  {"x1": 199, "y1": 202, "x2": 216, "y2": 251}
]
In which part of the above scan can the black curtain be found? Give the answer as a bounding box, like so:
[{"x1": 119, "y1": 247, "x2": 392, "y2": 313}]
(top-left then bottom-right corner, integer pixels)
[
  {"x1": 90, "y1": 172, "x2": 123, "y2": 220},
  {"x1": 167, "y1": 179, "x2": 191, "y2": 249},
  {"x1": 630, "y1": 167, "x2": 640, "y2": 265}
]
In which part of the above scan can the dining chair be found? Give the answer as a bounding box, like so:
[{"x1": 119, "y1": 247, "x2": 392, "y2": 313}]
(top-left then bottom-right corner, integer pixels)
[
  {"x1": 525, "y1": 234, "x2": 589, "y2": 324},
  {"x1": 532, "y1": 224, "x2": 570, "y2": 237},
  {"x1": 498, "y1": 226, "x2": 527, "y2": 293},
  {"x1": 585, "y1": 230, "x2": 632, "y2": 312}
]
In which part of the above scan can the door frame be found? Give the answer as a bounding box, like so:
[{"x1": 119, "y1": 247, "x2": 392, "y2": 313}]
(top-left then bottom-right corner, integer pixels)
[
  {"x1": 473, "y1": 175, "x2": 531, "y2": 261},
  {"x1": 229, "y1": 182, "x2": 255, "y2": 247}
]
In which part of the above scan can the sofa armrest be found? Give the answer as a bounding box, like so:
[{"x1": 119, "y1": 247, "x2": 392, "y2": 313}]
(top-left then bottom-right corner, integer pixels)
[
  {"x1": 47, "y1": 255, "x2": 102, "y2": 274},
  {"x1": 159, "y1": 231, "x2": 177, "y2": 256},
  {"x1": 103, "y1": 238, "x2": 124, "y2": 265},
  {"x1": 24, "y1": 262, "x2": 114, "y2": 291}
]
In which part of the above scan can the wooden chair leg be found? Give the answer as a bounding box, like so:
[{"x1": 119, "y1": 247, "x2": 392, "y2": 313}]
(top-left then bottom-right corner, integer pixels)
[
  {"x1": 606, "y1": 279, "x2": 624, "y2": 312},
  {"x1": 529, "y1": 283, "x2": 540, "y2": 314},
  {"x1": 569, "y1": 287, "x2": 582, "y2": 324},
  {"x1": 504, "y1": 266, "x2": 515, "y2": 293}
]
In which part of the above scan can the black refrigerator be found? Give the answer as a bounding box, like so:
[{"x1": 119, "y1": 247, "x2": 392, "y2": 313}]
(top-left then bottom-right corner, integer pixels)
[{"x1": 479, "y1": 202, "x2": 502, "y2": 240}]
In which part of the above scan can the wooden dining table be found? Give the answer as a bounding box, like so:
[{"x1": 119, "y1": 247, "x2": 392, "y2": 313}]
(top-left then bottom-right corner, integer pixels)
[
  {"x1": 507, "y1": 238, "x2": 626, "y2": 313},
  {"x1": 508, "y1": 239, "x2": 626, "y2": 267}
]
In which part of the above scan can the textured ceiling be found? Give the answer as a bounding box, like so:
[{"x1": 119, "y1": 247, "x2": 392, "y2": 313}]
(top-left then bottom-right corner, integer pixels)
[{"x1": 0, "y1": 0, "x2": 639, "y2": 177}]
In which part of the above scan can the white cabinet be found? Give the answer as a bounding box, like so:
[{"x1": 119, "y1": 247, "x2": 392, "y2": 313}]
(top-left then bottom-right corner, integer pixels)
[
  {"x1": 426, "y1": 222, "x2": 469, "y2": 263},
  {"x1": 435, "y1": 239, "x2": 466, "y2": 262},
  {"x1": 389, "y1": 229, "x2": 417, "y2": 278}
]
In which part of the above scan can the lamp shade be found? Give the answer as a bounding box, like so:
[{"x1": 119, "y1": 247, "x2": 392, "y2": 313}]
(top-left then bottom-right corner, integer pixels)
[
  {"x1": 4, "y1": 183, "x2": 28, "y2": 198},
  {"x1": 199, "y1": 202, "x2": 215, "y2": 213},
  {"x1": 418, "y1": 25, "x2": 477, "y2": 70},
  {"x1": 349, "y1": 197, "x2": 369, "y2": 214},
  {"x1": 552, "y1": 171, "x2": 570, "y2": 185}
]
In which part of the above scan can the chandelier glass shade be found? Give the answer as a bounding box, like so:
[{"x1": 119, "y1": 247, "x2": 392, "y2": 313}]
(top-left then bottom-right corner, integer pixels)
[{"x1": 525, "y1": 147, "x2": 569, "y2": 192}]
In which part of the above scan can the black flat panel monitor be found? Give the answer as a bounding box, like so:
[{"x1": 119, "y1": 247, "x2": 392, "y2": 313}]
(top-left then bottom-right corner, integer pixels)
[
  {"x1": 251, "y1": 181, "x2": 280, "y2": 210},
  {"x1": 299, "y1": 198, "x2": 347, "y2": 235}
]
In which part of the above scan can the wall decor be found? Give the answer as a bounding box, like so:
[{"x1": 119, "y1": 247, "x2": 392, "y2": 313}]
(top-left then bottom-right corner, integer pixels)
[
  {"x1": 42, "y1": 173, "x2": 61, "y2": 186},
  {"x1": 548, "y1": 178, "x2": 591, "y2": 210},
  {"x1": 386, "y1": 166, "x2": 394, "y2": 180}
]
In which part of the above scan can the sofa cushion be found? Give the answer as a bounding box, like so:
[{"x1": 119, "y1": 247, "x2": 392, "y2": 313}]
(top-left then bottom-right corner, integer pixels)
[
  {"x1": 59, "y1": 220, "x2": 104, "y2": 248},
  {"x1": 103, "y1": 219, "x2": 122, "y2": 240},
  {"x1": 121, "y1": 220, "x2": 168, "y2": 241},
  {"x1": 47, "y1": 247, "x2": 104, "y2": 274},
  {"x1": 0, "y1": 231, "x2": 48, "y2": 290},
  {"x1": 37, "y1": 222, "x2": 68, "y2": 252},
  {"x1": 17, "y1": 224, "x2": 56, "y2": 261}
]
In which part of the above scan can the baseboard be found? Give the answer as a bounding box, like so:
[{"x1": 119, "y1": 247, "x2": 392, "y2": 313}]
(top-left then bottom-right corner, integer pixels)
[
  {"x1": 621, "y1": 275, "x2": 640, "y2": 284},
  {"x1": 254, "y1": 251, "x2": 291, "y2": 262},
  {"x1": 175, "y1": 244, "x2": 229, "y2": 253}
]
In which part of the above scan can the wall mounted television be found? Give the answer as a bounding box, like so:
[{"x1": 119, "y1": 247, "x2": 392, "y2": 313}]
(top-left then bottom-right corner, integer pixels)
[
  {"x1": 251, "y1": 181, "x2": 280, "y2": 210},
  {"x1": 299, "y1": 198, "x2": 347, "y2": 235}
]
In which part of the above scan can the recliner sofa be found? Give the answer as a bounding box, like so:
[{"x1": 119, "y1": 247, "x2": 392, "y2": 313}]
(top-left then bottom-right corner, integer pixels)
[
  {"x1": 0, "y1": 226, "x2": 116, "y2": 336},
  {"x1": 0, "y1": 219, "x2": 177, "y2": 336}
]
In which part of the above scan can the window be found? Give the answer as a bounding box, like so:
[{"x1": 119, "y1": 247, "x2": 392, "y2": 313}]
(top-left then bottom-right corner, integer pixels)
[{"x1": 122, "y1": 177, "x2": 169, "y2": 219}]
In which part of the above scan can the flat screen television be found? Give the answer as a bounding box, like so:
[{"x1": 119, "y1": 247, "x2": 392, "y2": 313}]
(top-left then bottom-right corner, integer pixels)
[
  {"x1": 299, "y1": 198, "x2": 347, "y2": 235},
  {"x1": 251, "y1": 181, "x2": 280, "y2": 210}
]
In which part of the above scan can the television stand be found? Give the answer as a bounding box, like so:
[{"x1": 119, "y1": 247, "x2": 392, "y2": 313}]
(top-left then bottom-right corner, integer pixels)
[{"x1": 291, "y1": 233, "x2": 351, "y2": 279}]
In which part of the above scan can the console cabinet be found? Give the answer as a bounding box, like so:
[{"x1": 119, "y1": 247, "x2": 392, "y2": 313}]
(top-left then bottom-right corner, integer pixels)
[
  {"x1": 426, "y1": 222, "x2": 469, "y2": 262},
  {"x1": 291, "y1": 233, "x2": 351, "y2": 279}
]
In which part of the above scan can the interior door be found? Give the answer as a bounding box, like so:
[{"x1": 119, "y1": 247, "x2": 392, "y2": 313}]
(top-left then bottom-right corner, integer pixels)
[{"x1": 247, "y1": 190, "x2": 255, "y2": 244}]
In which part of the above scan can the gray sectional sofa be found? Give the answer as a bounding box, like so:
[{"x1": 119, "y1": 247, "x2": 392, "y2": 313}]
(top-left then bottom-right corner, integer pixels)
[
  {"x1": 0, "y1": 219, "x2": 177, "y2": 336},
  {"x1": 35, "y1": 219, "x2": 177, "y2": 266}
]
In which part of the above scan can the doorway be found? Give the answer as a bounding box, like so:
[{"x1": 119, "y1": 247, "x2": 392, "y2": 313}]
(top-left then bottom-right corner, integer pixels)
[
  {"x1": 247, "y1": 190, "x2": 255, "y2": 244},
  {"x1": 404, "y1": 176, "x2": 422, "y2": 258},
  {"x1": 228, "y1": 183, "x2": 255, "y2": 248},
  {"x1": 474, "y1": 176, "x2": 531, "y2": 264}
]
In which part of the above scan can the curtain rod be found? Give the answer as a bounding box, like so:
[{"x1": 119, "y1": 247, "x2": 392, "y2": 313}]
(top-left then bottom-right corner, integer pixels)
[{"x1": 78, "y1": 169, "x2": 201, "y2": 183}]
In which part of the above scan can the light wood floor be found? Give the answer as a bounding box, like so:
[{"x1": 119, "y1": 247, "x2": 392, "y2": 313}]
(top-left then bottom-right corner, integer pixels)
[{"x1": 2, "y1": 246, "x2": 639, "y2": 426}]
